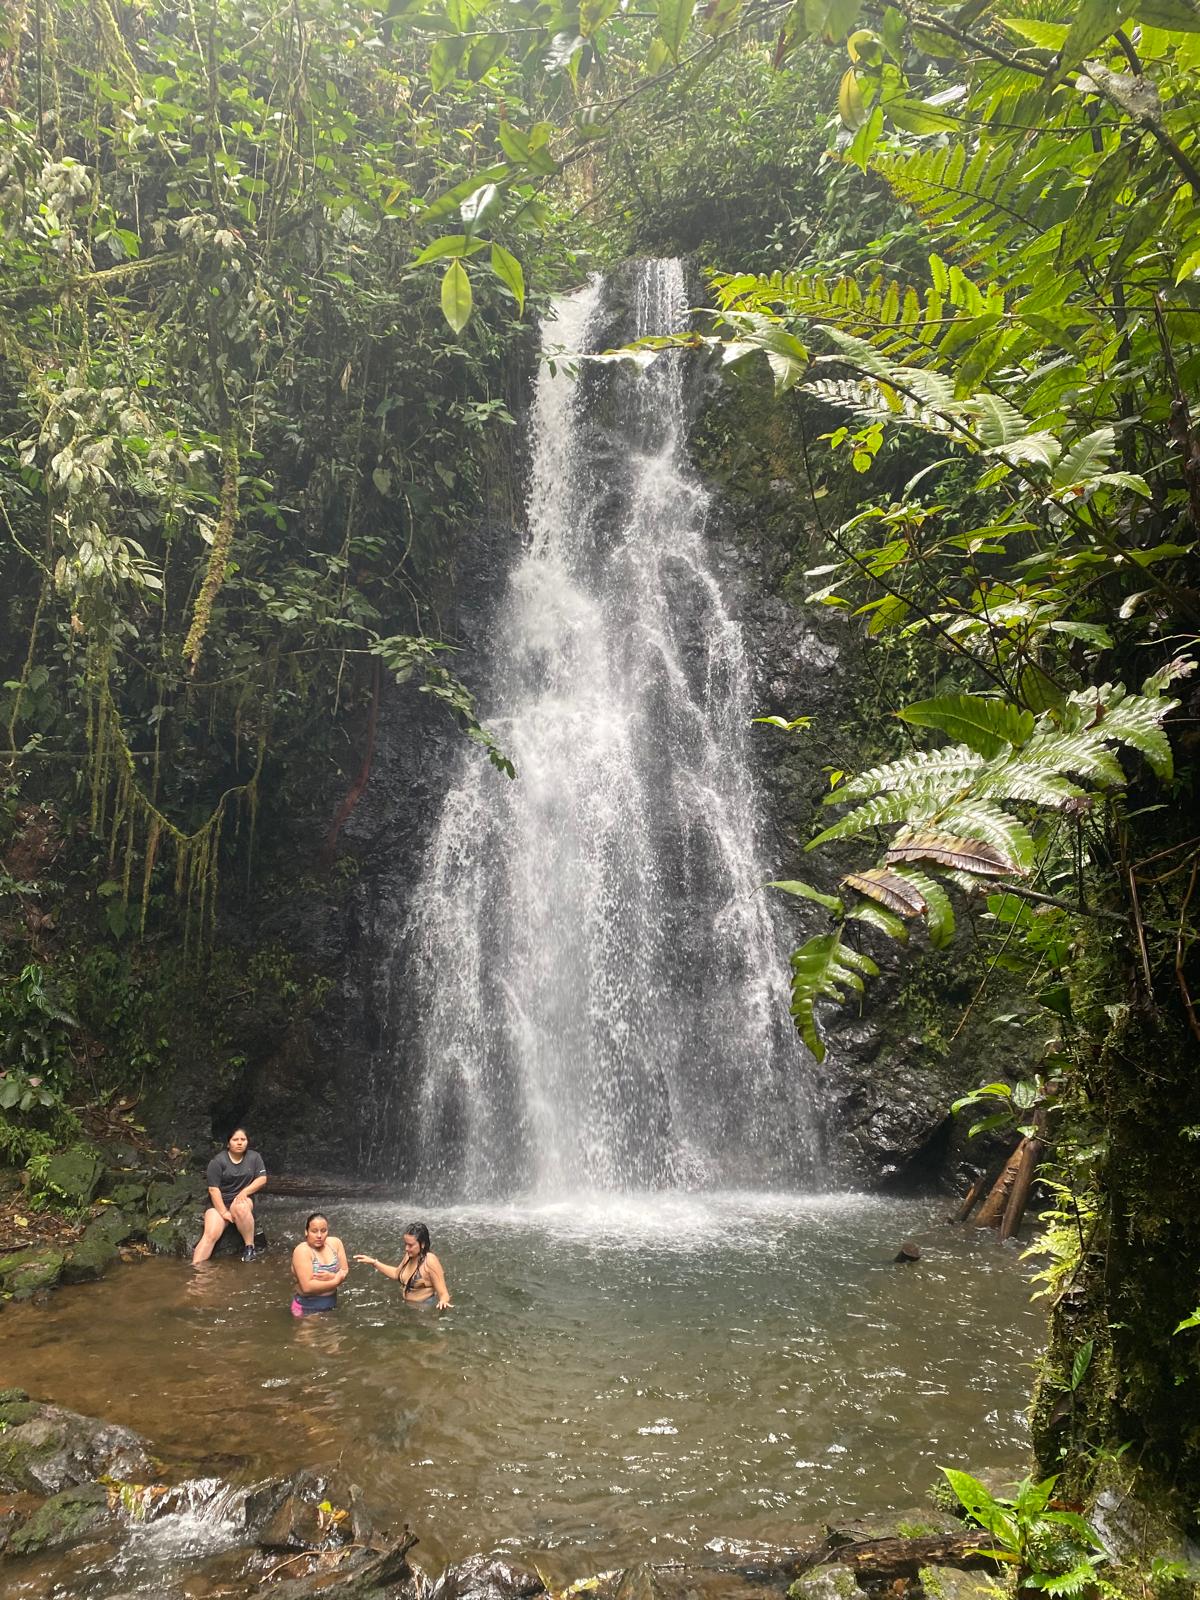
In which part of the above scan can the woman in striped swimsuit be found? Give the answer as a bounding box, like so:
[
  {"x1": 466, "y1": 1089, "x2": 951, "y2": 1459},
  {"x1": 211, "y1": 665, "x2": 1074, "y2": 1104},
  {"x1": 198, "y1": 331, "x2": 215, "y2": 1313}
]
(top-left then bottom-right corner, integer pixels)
[{"x1": 290, "y1": 1212, "x2": 348, "y2": 1316}]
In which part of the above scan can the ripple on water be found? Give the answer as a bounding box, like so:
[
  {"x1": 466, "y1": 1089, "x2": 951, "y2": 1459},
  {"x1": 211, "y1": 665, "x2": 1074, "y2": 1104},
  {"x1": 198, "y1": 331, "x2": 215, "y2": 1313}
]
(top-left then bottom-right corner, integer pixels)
[{"x1": 1, "y1": 1190, "x2": 1043, "y2": 1580}]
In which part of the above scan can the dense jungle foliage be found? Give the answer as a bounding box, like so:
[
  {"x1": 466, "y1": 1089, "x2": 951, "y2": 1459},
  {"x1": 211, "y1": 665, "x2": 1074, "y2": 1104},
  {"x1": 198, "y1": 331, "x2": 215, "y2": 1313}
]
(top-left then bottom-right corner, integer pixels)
[{"x1": 3, "y1": 0, "x2": 1200, "y2": 1562}]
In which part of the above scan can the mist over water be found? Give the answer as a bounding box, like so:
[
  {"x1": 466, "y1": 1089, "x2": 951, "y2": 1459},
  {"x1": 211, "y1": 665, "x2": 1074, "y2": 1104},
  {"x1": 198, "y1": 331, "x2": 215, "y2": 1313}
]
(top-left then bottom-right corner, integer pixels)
[{"x1": 403, "y1": 261, "x2": 818, "y2": 1198}]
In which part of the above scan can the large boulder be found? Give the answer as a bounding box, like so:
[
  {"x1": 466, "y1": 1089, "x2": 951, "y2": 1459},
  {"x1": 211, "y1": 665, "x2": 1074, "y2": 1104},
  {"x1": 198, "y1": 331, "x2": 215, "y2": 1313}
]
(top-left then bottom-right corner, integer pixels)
[
  {"x1": 0, "y1": 1392, "x2": 152, "y2": 1494},
  {"x1": 43, "y1": 1146, "x2": 106, "y2": 1208}
]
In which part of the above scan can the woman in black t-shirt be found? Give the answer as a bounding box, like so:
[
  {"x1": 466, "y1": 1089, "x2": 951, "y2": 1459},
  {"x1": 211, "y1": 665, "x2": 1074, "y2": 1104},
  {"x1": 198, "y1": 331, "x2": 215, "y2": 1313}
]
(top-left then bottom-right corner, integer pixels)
[{"x1": 191, "y1": 1128, "x2": 268, "y2": 1264}]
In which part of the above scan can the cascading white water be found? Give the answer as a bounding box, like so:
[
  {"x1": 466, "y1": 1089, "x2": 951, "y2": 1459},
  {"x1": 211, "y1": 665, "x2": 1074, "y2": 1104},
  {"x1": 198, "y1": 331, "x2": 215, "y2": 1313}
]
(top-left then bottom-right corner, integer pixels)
[{"x1": 403, "y1": 260, "x2": 818, "y2": 1197}]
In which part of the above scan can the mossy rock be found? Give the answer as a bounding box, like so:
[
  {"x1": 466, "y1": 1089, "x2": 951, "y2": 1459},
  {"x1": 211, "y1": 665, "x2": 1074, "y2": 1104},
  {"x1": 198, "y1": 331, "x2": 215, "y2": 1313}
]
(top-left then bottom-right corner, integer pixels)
[
  {"x1": 105, "y1": 1180, "x2": 149, "y2": 1209},
  {"x1": 919, "y1": 1568, "x2": 993, "y2": 1600},
  {"x1": 0, "y1": 1247, "x2": 65, "y2": 1299},
  {"x1": 146, "y1": 1216, "x2": 192, "y2": 1256},
  {"x1": 0, "y1": 1397, "x2": 151, "y2": 1493},
  {"x1": 145, "y1": 1174, "x2": 201, "y2": 1216},
  {"x1": 787, "y1": 1567, "x2": 868, "y2": 1600},
  {"x1": 60, "y1": 1211, "x2": 136, "y2": 1285},
  {"x1": 43, "y1": 1147, "x2": 105, "y2": 1208},
  {"x1": 6, "y1": 1483, "x2": 117, "y2": 1556}
]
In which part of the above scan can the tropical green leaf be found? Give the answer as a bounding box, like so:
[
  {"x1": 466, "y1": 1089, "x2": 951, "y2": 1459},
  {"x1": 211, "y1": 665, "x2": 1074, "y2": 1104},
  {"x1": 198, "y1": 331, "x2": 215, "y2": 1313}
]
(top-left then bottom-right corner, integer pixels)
[
  {"x1": 846, "y1": 900, "x2": 910, "y2": 940},
  {"x1": 789, "y1": 932, "x2": 879, "y2": 1060},
  {"x1": 1052, "y1": 427, "x2": 1117, "y2": 488},
  {"x1": 898, "y1": 694, "x2": 1035, "y2": 758},
  {"x1": 768, "y1": 879, "x2": 844, "y2": 913},
  {"x1": 489, "y1": 243, "x2": 525, "y2": 314},
  {"x1": 831, "y1": 744, "x2": 985, "y2": 802},
  {"x1": 441, "y1": 258, "x2": 473, "y2": 334},
  {"x1": 657, "y1": 0, "x2": 694, "y2": 57},
  {"x1": 1054, "y1": 0, "x2": 1126, "y2": 78},
  {"x1": 890, "y1": 864, "x2": 956, "y2": 947},
  {"x1": 1074, "y1": 687, "x2": 1177, "y2": 778}
]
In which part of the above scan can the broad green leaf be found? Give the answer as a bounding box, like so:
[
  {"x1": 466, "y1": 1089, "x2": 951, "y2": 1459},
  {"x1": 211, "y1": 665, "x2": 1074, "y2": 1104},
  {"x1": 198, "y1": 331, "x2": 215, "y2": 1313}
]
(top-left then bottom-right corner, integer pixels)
[
  {"x1": 467, "y1": 34, "x2": 509, "y2": 79},
  {"x1": 804, "y1": 0, "x2": 862, "y2": 41},
  {"x1": 1070, "y1": 1338, "x2": 1094, "y2": 1391},
  {"x1": 413, "y1": 234, "x2": 488, "y2": 264},
  {"x1": 1053, "y1": 426, "x2": 1117, "y2": 487},
  {"x1": 1054, "y1": 0, "x2": 1127, "y2": 78},
  {"x1": 702, "y1": 0, "x2": 742, "y2": 35},
  {"x1": 898, "y1": 694, "x2": 1036, "y2": 758},
  {"x1": 647, "y1": 35, "x2": 672, "y2": 71},
  {"x1": 424, "y1": 164, "x2": 510, "y2": 222},
  {"x1": 891, "y1": 865, "x2": 956, "y2": 947},
  {"x1": 460, "y1": 181, "x2": 501, "y2": 231},
  {"x1": 768, "y1": 878, "x2": 845, "y2": 913},
  {"x1": 1137, "y1": 0, "x2": 1200, "y2": 28},
  {"x1": 441, "y1": 258, "x2": 473, "y2": 334},
  {"x1": 999, "y1": 16, "x2": 1070, "y2": 47},
  {"x1": 430, "y1": 36, "x2": 466, "y2": 89},
  {"x1": 837, "y1": 67, "x2": 867, "y2": 128},
  {"x1": 657, "y1": 0, "x2": 693, "y2": 57},
  {"x1": 789, "y1": 933, "x2": 879, "y2": 1061},
  {"x1": 847, "y1": 900, "x2": 910, "y2": 940},
  {"x1": 888, "y1": 97, "x2": 961, "y2": 133},
  {"x1": 489, "y1": 243, "x2": 525, "y2": 314},
  {"x1": 581, "y1": 0, "x2": 618, "y2": 35}
]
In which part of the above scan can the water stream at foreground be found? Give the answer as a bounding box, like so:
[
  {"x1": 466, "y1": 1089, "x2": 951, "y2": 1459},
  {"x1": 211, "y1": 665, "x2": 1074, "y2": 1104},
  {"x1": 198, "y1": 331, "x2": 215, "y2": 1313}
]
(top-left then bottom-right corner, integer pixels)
[{"x1": 4, "y1": 1193, "x2": 1043, "y2": 1584}]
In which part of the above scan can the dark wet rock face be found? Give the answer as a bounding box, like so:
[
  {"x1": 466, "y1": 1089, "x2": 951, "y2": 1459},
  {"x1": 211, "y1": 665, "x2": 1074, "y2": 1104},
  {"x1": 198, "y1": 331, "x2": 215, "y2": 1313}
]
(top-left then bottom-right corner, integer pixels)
[
  {"x1": 434, "y1": 1555, "x2": 547, "y2": 1600},
  {"x1": 0, "y1": 1392, "x2": 152, "y2": 1494}
]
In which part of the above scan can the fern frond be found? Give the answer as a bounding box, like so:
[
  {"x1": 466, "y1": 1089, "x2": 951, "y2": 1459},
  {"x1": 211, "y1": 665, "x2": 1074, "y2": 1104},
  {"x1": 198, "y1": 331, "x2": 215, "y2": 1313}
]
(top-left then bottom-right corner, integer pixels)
[
  {"x1": 789, "y1": 933, "x2": 880, "y2": 1061},
  {"x1": 1066, "y1": 685, "x2": 1177, "y2": 778},
  {"x1": 890, "y1": 864, "x2": 956, "y2": 947},
  {"x1": 833, "y1": 744, "x2": 985, "y2": 802},
  {"x1": 936, "y1": 802, "x2": 1037, "y2": 872}
]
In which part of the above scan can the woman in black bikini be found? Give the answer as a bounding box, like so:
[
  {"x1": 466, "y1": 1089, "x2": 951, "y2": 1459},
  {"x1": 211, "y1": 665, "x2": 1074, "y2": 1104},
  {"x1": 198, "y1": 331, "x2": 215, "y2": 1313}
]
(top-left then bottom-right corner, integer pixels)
[{"x1": 354, "y1": 1221, "x2": 451, "y2": 1310}]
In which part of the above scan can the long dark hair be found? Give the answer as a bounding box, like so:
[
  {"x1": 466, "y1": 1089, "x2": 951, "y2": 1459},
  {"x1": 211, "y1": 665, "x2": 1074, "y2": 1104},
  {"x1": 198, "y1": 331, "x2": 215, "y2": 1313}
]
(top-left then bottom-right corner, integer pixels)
[
  {"x1": 305, "y1": 1212, "x2": 328, "y2": 1233},
  {"x1": 404, "y1": 1221, "x2": 431, "y2": 1273}
]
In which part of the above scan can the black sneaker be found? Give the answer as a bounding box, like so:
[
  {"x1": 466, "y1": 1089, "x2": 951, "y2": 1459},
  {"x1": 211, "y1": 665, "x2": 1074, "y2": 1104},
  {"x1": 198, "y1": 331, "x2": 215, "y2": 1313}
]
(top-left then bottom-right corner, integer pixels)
[{"x1": 242, "y1": 1246, "x2": 257, "y2": 1262}]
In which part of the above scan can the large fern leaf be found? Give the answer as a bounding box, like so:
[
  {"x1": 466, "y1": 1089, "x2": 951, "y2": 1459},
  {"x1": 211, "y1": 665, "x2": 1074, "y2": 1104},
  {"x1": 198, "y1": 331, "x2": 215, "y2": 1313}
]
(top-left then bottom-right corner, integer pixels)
[
  {"x1": 1067, "y1": 685, "x2": 1177, "y2": 778},
  {"x1": 789, "y1": 934, "x2": 879, "y2": 1062},
  {"x1": 890, "y1": 865, "x2": 956, "y2": 948},
  {"x1": 898, "y1": 694, "x2": 1035, "y2": 758},
  {"x1": 832, "y1": 744, "x2": 986, "y2": 802}
]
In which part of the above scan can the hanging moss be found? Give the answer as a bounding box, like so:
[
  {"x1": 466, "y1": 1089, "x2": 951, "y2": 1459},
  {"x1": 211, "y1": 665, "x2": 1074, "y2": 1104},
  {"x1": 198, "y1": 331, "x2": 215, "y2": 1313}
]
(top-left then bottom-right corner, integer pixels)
[{"x1": 181, "y1": 428, "x2": 240, "y2": 677}]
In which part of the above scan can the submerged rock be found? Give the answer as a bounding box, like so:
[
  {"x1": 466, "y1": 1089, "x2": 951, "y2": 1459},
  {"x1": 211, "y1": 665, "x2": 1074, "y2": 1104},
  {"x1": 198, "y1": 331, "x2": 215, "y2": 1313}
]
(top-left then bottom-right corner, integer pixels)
[{"x1": 0, "y1": 1393, "x2": 152, "y2": 1494}]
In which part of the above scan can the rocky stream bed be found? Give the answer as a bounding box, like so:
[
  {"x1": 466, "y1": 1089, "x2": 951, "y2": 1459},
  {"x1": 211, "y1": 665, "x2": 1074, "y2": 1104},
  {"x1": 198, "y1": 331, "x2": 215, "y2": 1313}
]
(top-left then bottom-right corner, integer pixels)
[{"x1": 0, "y1": 1387, "x2": 1010, "y2": 1600}]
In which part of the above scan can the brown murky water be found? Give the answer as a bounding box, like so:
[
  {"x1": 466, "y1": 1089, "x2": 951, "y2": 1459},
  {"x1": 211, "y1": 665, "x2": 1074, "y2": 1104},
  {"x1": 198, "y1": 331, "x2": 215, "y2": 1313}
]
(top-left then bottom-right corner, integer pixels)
[{"x1": 1, "y1": 1191, "x2": 1044, "y2": 1583}]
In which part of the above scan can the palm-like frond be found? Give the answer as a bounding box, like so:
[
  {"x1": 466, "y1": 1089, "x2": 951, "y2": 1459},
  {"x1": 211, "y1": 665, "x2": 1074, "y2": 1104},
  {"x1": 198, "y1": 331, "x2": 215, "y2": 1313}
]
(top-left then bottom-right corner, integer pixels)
[{"x1": 789, "y1": 934, "x2": 879, "y2": 1062}]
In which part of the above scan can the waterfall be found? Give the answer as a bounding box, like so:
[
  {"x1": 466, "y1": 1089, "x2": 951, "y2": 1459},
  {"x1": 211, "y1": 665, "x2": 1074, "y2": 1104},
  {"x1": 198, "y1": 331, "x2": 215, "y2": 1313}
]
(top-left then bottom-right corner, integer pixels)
[{"x1": 400, "y1": 260, "x2": 819, "y2": 1198}]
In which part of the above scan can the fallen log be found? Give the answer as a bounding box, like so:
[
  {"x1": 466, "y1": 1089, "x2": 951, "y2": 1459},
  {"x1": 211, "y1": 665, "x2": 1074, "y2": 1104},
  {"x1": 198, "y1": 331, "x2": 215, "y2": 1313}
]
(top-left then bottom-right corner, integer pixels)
[
  {"x1": 999, "y1": 1110, "x2": 1047, "y2": 1243},
  {"x1": 742, "y1": 1531, "x2": 1005, "y2": 1586},
  {"x1": 973, "y1": 1141, "x2": 1025, "y2": 1229}
]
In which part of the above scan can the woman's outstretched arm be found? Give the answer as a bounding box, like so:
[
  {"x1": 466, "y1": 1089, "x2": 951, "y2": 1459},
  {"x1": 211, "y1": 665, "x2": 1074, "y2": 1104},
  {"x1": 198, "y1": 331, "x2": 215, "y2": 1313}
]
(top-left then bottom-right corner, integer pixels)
[{"x1": 354, "y1": 1253, "x2": 401, "y2": 1280}]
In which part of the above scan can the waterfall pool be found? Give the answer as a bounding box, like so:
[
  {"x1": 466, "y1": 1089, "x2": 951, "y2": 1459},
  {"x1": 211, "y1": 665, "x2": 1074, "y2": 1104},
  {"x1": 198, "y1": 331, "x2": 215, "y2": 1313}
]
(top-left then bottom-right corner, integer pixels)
[{"x1": 3, "y1": 1190, "x2": 1043, "y2": 1582}]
